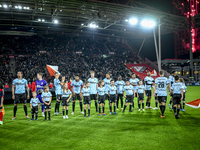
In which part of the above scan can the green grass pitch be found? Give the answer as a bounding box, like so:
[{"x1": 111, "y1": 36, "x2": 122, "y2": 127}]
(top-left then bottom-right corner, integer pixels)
[{"x1": 1, "y1": 86, "x2": 200, "y2": 150}]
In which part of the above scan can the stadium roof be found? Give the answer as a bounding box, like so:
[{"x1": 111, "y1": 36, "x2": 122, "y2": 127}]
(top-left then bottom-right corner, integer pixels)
[{"x1": 0, "y1": 0, "x2": 188, "y2": 39}]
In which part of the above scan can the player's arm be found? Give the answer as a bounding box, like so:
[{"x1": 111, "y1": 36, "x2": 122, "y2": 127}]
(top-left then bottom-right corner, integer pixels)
[
  {"x1": 49, "y1": 96, "x2": 52, "y2": 105},
  {"x1": 30, "y1": 103, "x2": 32, "y2": 109},
  {"x1": 153, "y1": 83, "x2": 157, "y2": 97},
  {"x1": 181, "y1": 89, "x2": 183, "y2": 100},
  {"x1": 42, "y1": 97, "x2": 47, "y2": 105},
  {"x1": 12, "y1": 83, "x2": 15, "y2": 99},
  {"x1": 38, "y1": 100, "x2": 40, "y2": 109},
  {"x1": 143, "y1": 88, "x2": 146, "y2": 97},
  {"x1": 137, "y1": 89, "x2": 139, "y2": 97},
  {"x1": 60, "y1": 76, "x2": 65, "y2": 86},
  {"x1": 26, "y1": 81, "x2": 30, "y2": 99},
  {"x1": 133, "y1": 89, "x2": 135, "y2": 97},
  {"x1": 0, "y1": 91, "x2": 4, "y2": 108},
  {"x1": 67, "y1": 94, "x2": 72, "y2": 102},
  {"x1": 123, "y1": 91, "x2": 126, "y2": 98}
]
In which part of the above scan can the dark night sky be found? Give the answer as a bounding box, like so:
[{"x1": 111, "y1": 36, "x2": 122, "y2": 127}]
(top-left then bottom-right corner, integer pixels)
[{"x1": 126, "y1": 0, "x2": 175, "y2": 61}]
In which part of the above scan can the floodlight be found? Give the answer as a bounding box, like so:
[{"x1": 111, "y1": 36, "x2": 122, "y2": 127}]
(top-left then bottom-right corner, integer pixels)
[
  {"x1": 141, "y1": 19, "x2": 156, "y2": 28},
  {"x1": 54, "y1": 20, "x2": 58, "y2": 24},
  {"x1": 129, "y1": 18, "x2": 138, "y2": 25},
  {"x1": 3, "y1": 5, "x2": 8, "y2": 8}
]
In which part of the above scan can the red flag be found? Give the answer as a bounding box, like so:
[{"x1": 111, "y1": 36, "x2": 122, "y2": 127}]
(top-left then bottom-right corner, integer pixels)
[
  {"x1": 46, "y1": 65, "x2": 60, "y2": 76},
  {"x1": 186, "y1": 99, "x2": 200, "y2": 108}
]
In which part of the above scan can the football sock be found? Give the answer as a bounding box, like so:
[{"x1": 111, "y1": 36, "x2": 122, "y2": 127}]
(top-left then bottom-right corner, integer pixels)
[
  {"x1": 180, "y1": 103, "x2": 182, "y2": 109},
  {"x1": 177, "y1": 108, "x2": 180, "y2": 114},
  {"x1": 110, "y1": 105, "x2": 112, "y2": 112},
  {"x1": 138, "y1": 103, "x2": 141, "y2": 109},
  {"x1": 14, "y1": 106, "x2": 17, "y2": 117},
  {"x1": 84, "y1": 109, "x2": 86, "y2": 115},
  {"x1": 114, "y1": 105, "x2": 116, "y2": 112},
  {"x1": 116, "y1": 98, "x2": 119, "y2": 108},
  {"x1": 63, "y1": 109, "x2": 65, "y2": 116},
  {"x1": 32, "y1": 114, "x2": 34, "y2": 119},
  {"x1": 88, "y1": 109, "x2": 90, "y2": 115},
  {"x1": 148, "y1": 102, "x2": 151, "y2": 107},
  {"x1": 24, "y1": 105, "x2": 28, "y2": 116},
  {"x1": 142, "y1": 102, "x2": 144, "y2": 109},
  {"x1": 0, "y1": 112, "x2": 2, "y2": 121},
  {"x1": 48, "y1": 111, "x2": 51, "y2": 120},
  {"x1": 45, "y1": 111, "x2": 47, "y2": 120},
  {"x1": 121, "y1": 99, "x2": 123, "y2": 108},
  {"x1": 41, "y1": 105, "x2": 44, "y2": 112},
  {"x1": 155, "y1": 102, "x2": 158, "y2": 107},
  {"x1": 129, "y1": 105, "x2": 132, "y2": 111},
  {"x1": 173, "y1": 107, "x2": 176, "y2": 114},
  {"x1": 123, "y1": 105, "x2": 127, "y2": 111},
  {"x1": 183, "y1": 102, "x2": 185, "y2": 109},
  {"x1": 66, "y1": 109, "x2": 68, "y2": 115},
  {"x1": 72, "y1": 102, "x2": 75, "y2": 112},
  {"x1": 99, "y1": 106, "x2": 101, "y2": 113},
  {"x1": 57, "y1": 102, "x2": 60, "y2": 112},
  {"x1": 103, "y1": 106, "x2": 105, "y2": 113},
  {"x1": 55, "y1": 102, "x2": 57, "y2": 113},
  {"x1": 80, "y1": 102, "x2": 83, "y2": 112},
  {"x1": 132, "y1": 102, "x2": 134, "y2": 109},
  {"x1": 36, "y1": 113, "x2": 38, "y2": 119},
  {"x1": 170, "y1": 100, "x2": 172, "y2": 105},
  {"x1": 95, "y1": 101, "x2": 98, "y2": 111}
]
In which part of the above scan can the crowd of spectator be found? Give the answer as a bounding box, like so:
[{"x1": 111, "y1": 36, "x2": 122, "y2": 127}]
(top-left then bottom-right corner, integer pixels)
[{"x1": 0, "y1": 35, "x2": 139, "y2": 87}]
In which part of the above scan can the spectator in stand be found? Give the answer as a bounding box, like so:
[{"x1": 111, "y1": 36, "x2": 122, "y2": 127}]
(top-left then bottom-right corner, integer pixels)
[
  {"x1": 28, "y1": 82, "x2": 32, "y2": 90},
  {"x1": 49, "y1": 82, "x2": 53, "y2": 89},
  {"x1": 32, "y1": 78, "x2": 36, "y2": 92},
  {"x1": 4, "y1": 83, "x2": 9, "y2": 88}
]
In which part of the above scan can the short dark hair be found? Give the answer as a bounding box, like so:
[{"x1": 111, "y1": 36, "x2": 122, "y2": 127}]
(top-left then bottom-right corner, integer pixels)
[
  {"x1": 85, "y1": 81, "x2": 89, "y2": 85},
  {"x1": 99, "y1": 80, "x2": 104, "y2": 85},
  {"x1": 171, "y1": 70, "x2": 176, "y2": 74},
  {"x1": 126, "y1": 80, "x2": 130, "y2": 82},
  {"x1": 175, "y1": 75, "x2": 179, "y2": 81},
  {"x1": 159, "y1": 70, "x2": 164, "y2": 75},
  {"x1": 54, "y1": 72, "x2": 58, "y2": 76},
  {"x1": 110, "y1": 79, "x2": 114, "y2": 82},
  {"x1": 106, "y1": 73, "x2": 110, "y2": 76},
  {"x1": 18, "y1": 71, "x2": 23, "y2": 74}
]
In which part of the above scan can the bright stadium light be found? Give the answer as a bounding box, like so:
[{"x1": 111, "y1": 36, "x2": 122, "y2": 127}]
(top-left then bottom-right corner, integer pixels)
[
  {"x1": 125, "y1": 19, "x2": 128, "y2": 22},
  {"x1": 0, "y1": 5, "x2": 2, "y2": 7},
  {"x1": 38, "y1": 19, "x2": 41, "y2": 21},
  {"x1": 89, "y1": 23, "x2": 98, "y2": 28},
  {"x1": 23, "y1": 7, "x2": 27, "y2": 9},
  {"x1": 54, "y1": 20, "x2": 58, "y2": 24},
  {"x1": 141, "y1": 19, "x2": 156, "y2": 28},
  {"x1": 42, "y1": 19, "x2": 45, "y2": 22},
  {"x1": 3, "y1": 4, "x2": 8, "y2": 8},
  {"x1": 81, "y1": 23, "x2": 84, "y2": 26},
  {"x1": 27, "y1": 7, "x2": 30, "y2": 9},
  {"x1": 129, "y1": 18, "x2": 138, "y2": 25},
  {"x1": 18, "y1": 6, "x2": 22, "y2": 9},
  {"x1": 15, "y1": 6, "x2": 18, "y2": 8}
]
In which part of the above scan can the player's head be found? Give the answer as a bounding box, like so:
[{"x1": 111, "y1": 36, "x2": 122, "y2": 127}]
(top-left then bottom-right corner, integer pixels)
[
  {"x1": 174, "y1": 75, "x2": 179, "y2": 81},
  {"x1": 17, "y1": 71, "x2": 23, "y2": 78},
  {"x1": 110, "y1": 79, "x2": 115, "y2": 86},
  {"x1": 106, "y1": 73, "x2": 110, "y2": 79},
  {"x1": 75, "y1": 75, "x2": 79, "y2": 81},
  {"x1": 90, "y1": 71, "x2": 95, "y2": 78},
  {"x1": 99, "y1": 80, "x2": 104, "y2": 86},
  {"x1": 85, "y1": 81, "x2": 90, "y2": 88},
  {"x1": 159, "y1": 70, "x2": 164, "y2": 76},
  {"x1": 147, "y1": 71, "x2": 151, "y2": 76},
  {"x1": 179, "y1": 78, "x2": 184, "y2": 83},
  {"x1": 43, "y1": 86, "x2": 49, "y2": 92},
  {"x1": 37, "y1": 72, "x2": 43, "y2": 80},
  {"x1": 118, "y1": 76, "x2": 122, "y2": 81},
  {"x1": 32, "y1": 91, "x2": 37, "y2": 97},
  {"x1": 54, "y1": 72, "x2": 59, "y2": 78},
  {"x1": 70, "y1": 78, "x2": 73, "y2": 82},
  {"x1": 171, "y1": 70, "x2": 176, "y2": 76},
  {"x1": 132, "y1": 73, "x2": 136, "y2": 78},
  {"x1": 63, "y1": 82, "x2": 68, "y2": 91},
  {"x1": 126, "y1": 80, "x2": 130, "y2": 86},
  {"x1": 29, "y1": 82, "x2": 31, "y2": 84},
  {"x1": 139, "y1": 80, "x2": 143, "y2": 85}
]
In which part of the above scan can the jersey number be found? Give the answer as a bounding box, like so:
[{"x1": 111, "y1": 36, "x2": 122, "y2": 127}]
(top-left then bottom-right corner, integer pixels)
[{"x1": 158, "y1": 82, "x2": 164, "y2": 88}]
